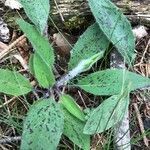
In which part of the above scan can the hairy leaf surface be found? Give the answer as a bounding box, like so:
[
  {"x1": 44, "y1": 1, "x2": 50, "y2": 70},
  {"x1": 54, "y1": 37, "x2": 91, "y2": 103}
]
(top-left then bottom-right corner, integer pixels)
[
  {"x1": 17, "y1": 19, "x2": 55, "y2": 88},
  {"x1": 62, "y1": 108, "x2": 90, "y2": 150},
  {"x1": 84, "y1": 91, "x2": 129, "y2": 134},
  {"x1": 76, "y1": 69, "x2": 150, "y2": 95},
  {"x1": 60, "y1": 94, "x2": 85, "y2": 121},
  {"x1": 88, "y1": 0, "x2": 135, "y2": 64},
  {"x1": 0, "y1": 69, "x2": 32, "y2": 96},
  {"x1": 21, "y1": 99, "x2": 64, "y2": 150},
  {"x1": 68, "y1": 23, "x2": 110, "y2": 70},
  {"x1": 20, "y1": 0, "x2": 50, "y2": 33},
  {"x1": 33, "y1": 54, "x2": 55, "y2": 88}
]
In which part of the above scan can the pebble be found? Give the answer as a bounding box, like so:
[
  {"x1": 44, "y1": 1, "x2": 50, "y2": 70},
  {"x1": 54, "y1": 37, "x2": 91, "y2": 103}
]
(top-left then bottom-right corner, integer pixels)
[{"x1": 0, "y1": 18, "x2": 10, "y2": 43}]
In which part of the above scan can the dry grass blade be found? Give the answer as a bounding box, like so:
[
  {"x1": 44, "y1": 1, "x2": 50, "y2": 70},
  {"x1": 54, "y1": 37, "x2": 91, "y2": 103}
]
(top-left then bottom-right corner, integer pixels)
[
  {"x1": 0, "y1": 97, "x2": 16, "y2": 109},
  {"x1": 0, "y1": 42, "x2": 8, "y2": 52},
  {"x1": 13, "y1": 54, "x2": 28, "y2": 70},
  {"x1": 0, "y1": 35, "x2": 25, "y2": 60},
  {"x1": 133, "y1": 103, "x2": 149, "y2": 147}
]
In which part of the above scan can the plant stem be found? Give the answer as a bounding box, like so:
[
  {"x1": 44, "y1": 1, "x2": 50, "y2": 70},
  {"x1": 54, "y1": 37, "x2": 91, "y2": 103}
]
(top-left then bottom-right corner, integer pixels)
[{"x1": 56, "y1": 65, "x2": 82, "y2": 87}]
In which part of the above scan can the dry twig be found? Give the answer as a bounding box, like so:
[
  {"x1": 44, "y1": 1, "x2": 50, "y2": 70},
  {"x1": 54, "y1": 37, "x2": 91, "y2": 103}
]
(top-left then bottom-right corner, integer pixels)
[
  {"x1": 133, "y1": 103, "x2": 149, "y2": 147},
  {"x1": 0, "y1": 35, "x2": 25, "y2": 60},
  {"x1": 0, "y1": 97, "x2": 16, "y2": 109}
]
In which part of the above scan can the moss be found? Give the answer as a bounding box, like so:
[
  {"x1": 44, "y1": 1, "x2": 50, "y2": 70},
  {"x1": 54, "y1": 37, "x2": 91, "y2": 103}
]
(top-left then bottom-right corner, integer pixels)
[{"x1": 64, "y1": 16, "x2": 87, "y2": 30}]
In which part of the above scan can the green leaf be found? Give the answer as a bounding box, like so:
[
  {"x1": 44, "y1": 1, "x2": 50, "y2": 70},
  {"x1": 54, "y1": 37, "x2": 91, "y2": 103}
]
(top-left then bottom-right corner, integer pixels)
[
  {"x1": 33, "y1": 54, "x2": 55, "y2": 88},
  {"x1": 76, "y1": 69, "x2": 150, "y2": 95},
  {"x1": 60, "y1": 94, "x2": 85, "y2": 122},
  {"x1": 68, "y1": 23, "x2": 110, "y2": 70},
  {"x1": 0, "y1": 69, "x2": 32, "y2": 96},
  {"x1": 21, "y1": 99, "x2": 64, "y2": 150},
  {"x1": 17, "y1": 19, "x2": 55, "y2": 88},
  {"x1": 62, "y1": 108, "x2": 90, "y2": 150},
  {"x1": 20, "y1": 0, "x2": 50, "y2": 33},
  {"x1": 88, "y1": 0, "x2": 135, "y2": 64},
  {"x1": 17, "y1": 19, "x2": 54, "y2": 66},
  {"x1": 84, "y1": 90, "x2": 129, "y2": 134},
  {"x1": 73, "y1": 52, "x2": 104, "y2": 74}
]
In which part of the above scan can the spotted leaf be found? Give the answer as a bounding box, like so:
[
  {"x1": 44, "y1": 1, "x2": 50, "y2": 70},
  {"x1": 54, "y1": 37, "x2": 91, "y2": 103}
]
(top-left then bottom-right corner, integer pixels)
[
  {"x1": 76, "y1": 69, "x2": 150, "y2": 95},
  {"x1": 68, "y1": 23, "x2": 110, "y2": 70},
  {"x1": 21, "y1": 99, "x2": 64, "y2": 150},
  {"x1": 62, "y1": 108, "x2": 90, "y2": 150},
  {"x1": 84, "y1": 91, "x2": 129, "y2": 134},
  {"x1": 88, "y1": 0, "x2": 135, "y2": 64}
]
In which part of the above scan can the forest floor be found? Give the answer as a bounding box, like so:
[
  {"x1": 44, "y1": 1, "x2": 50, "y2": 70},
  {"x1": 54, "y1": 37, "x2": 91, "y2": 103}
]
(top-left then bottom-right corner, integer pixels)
[{"x1": 0, "y1": 0, "x2": 150, "y2": 150}]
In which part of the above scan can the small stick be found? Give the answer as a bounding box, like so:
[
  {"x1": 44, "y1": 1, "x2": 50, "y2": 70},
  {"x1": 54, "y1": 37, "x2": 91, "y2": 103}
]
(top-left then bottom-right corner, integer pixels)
[
  {"x1": 78, "y1": 90, "x2": 87, "y2": 108},
  {"x1": 0, "y1": 97, "x2": 16, "y2": 109},
  {"x1": 133, "y1": 103, "x2": 149, "y2": 147},
  {"x1": 53, "y1": 0, "x2": 65, "y2": 22},
  {"x1": 0, "y1": 35, "x2": 25, "y2": 60},
  {"x1": 134, "y1": 39, "x2": 150, "y2": 66},
  {"x1": 140, "y1": 39, "x2": 150, "y2": 64}
]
